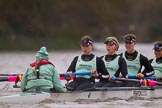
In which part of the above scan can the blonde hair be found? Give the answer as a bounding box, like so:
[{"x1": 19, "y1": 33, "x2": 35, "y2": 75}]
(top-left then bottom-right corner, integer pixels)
[
  {"x1": 104, "y1": 36, "x2": 119, "y2": 51},
  {"x1": 81, "y1": 35, "x2": 93, "y2": 42},
  {"x1": 124, "y1": 34, "x2": 136, "y2": 39}
]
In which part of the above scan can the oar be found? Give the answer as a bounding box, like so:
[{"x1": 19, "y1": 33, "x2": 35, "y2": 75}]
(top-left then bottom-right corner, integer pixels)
[
  {"x1": 0, "y1": 75, "x2": 67, "y2": 82},
  {"x1": 95, "y1": 86, "x2": 155, "y2": 91},
  {"x1": 0, "y1": 71, "x2": 91, "y2": 82},
  {"x1": 60, "y1": 71, "x2": 91, "y2": 77},
  {"x1": 0, "y1": 75, "x2": 70, "y2": 82},
  {"x1": 0, "y1": 74, "x2": 23, "y2": 76},
  {"x1": 0, "y1": 76, "x2": 18, "y2": 82},
  {"x1": 59, "y1": 72, "x2": 90, "y2": 80},
  {"x1": 0, "y1": 71, "x2": 91, "y2": 76},
  {"x1": 111, "y1": 77, "x2": 162, "y2": 86},
  {"x1": 128, "y1": 74, "x2": 156, "y2": 79}
]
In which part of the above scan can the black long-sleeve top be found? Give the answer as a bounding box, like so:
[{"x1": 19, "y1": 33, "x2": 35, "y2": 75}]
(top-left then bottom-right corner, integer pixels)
[{"x1": 67, "y1": 54, "x2": 109, "y2": 81}]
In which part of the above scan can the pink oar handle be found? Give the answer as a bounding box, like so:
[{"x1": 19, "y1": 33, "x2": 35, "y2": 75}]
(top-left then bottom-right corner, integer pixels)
[
  {"x1": 8, "y1": 76, "x2": 17, "y2": 82},
  {"x1": 141, "y1": 79, "x2": 156, "y2": 86},
  {"x1": 148, "y1": 80, "x2": 156, "y2": 86}
]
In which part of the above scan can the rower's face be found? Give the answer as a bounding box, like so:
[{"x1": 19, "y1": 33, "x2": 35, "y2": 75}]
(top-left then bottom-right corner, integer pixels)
[
  {"x1": 81, "y1": 44, "x2": 93, "y2": 55},
  {"x1": 154, "y1": 50, "x2": 162, "y2": 58},
  {"x1": 106, "y1": 43, "x2": 116, "y2": 54},
  {"x1": 125, "y1": 42, "x2": 136, "y2": 53}
]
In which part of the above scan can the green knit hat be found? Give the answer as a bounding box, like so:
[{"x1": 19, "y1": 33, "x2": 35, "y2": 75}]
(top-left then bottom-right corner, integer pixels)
[{"x1": 36, "y1": 47, "x2": 49, "y2": 60}]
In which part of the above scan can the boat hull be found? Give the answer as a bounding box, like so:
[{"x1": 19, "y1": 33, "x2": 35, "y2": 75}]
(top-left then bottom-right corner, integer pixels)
[{"x1": 0, "y1": 86, "x2": 162, "y2": 104}]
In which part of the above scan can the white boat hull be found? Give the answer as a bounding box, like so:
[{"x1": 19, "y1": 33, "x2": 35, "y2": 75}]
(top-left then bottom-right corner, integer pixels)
[
  {"x1": 0, "y1": 86, "x2": 162, "y2": 104},
  {"x1": 0, "y1": 92, "x2": 51, "y2": 104}
]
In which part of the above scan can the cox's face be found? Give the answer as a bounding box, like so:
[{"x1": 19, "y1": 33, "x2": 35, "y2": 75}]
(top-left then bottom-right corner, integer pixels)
[{"x1": 81, "y1": 44, "x2": 93, "y2": 55}]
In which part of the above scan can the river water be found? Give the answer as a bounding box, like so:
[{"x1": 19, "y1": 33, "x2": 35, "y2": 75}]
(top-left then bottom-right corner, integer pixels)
[{"x1": 0, "y1": 43, "x2": 161, "y2": 108}]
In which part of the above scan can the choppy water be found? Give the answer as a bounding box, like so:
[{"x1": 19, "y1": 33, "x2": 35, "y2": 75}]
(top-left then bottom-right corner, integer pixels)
[{"x1": 0, "y1": 43, "x2": 161, "y2": 108}]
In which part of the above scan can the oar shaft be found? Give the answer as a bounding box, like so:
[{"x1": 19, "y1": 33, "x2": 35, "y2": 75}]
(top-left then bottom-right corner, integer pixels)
[
  {"x1": 0, "y1": 76, "x2": 17, "y2": 82},
  {"x1": 0, "y1": 71, "x2": 91, "y2": 77},
  {"x1": 112, "y1": 77, "x2": 162, "y2": 86},
  {"x1": 112, "y1": 77, "x2": 141, "y2": 83},
  {"x1": 60, "y1": 71, "x2": 91, "y2": 77},
  {"x1": 128, "y1": 74, "x2": 156, "y2": 79},
  {"x1": 0, "y1": 72, "x2": 91, "y2": 82},
  {"x1": 156, "y1": 82, "x2": 162, "y2": 85},
  {"x1": 0, "y1": 77, "x2": 8, "y2": 81},
  {"x1": 0, "y1": 74, "x2": 20, "y2": 76}
]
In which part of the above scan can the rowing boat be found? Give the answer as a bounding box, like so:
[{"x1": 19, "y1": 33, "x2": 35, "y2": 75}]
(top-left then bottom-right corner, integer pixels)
[
  {"x1": 0, "y1": 86, "x2": 162, "y2": 104},
  {"x1": 1, "y1": 72, "x2": 162, "y2": 104}
]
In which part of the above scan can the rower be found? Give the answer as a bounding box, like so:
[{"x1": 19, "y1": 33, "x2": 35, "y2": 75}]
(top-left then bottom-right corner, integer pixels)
[
  {"x1": 95, "y1": 36, "x2": 128, "y2": 87},
  {"x1": 119, "y1": 34, "x2": 154, "y2": 87},
  {"x1": 21, "y1": 47, "x2": 65, "y2": 92},
  {"x1": 66, "y1": 35, "x2": 110, "y2": 91},
  {"x1": 143, "y1": 41, "x2": 162, "y2": 81}
]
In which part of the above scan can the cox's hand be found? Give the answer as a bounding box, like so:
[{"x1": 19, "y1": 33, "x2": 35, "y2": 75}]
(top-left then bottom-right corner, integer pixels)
[
  {"x1": 90, "y1": 70, "x2": 99, "y2": 77},
  {"x1": 137, "y1": 73, "x2": 144, "y2": 79}
]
